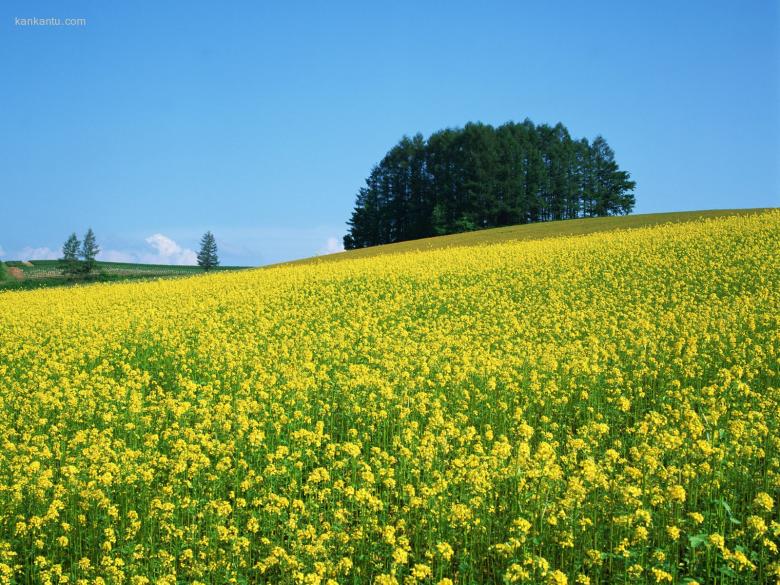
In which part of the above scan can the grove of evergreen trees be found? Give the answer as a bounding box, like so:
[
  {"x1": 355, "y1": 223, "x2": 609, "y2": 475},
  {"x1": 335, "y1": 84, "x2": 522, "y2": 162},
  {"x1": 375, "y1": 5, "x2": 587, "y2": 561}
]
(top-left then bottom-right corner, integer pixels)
[{"x1": 344, "y1": 120, "x2": 636, "y2": 249}]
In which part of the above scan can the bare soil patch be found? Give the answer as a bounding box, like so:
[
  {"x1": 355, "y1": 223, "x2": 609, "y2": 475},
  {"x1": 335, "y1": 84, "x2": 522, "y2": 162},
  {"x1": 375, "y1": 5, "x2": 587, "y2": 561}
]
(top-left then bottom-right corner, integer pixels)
[{"x1": 7, "y1": 267, "x2": 24, "y2": 280}]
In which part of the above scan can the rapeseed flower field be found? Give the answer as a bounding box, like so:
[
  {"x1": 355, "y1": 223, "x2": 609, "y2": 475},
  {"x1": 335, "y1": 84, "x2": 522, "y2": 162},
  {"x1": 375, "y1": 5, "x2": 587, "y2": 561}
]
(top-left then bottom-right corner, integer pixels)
[{"x1": 0, "y1": 211, "x2": 778, "y2": 584}]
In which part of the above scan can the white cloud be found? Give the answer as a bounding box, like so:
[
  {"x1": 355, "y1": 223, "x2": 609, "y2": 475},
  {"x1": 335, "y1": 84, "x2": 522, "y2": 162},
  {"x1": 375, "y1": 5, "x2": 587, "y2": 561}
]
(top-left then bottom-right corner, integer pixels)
[
  {"x1": 143, "y1": 234, "x2": 197, "y2": 265},
  {"x1": 18, "y1": 246, "x2": 58, "y2": 260},
  {"x1": 317, "y1": 237, "x2": 344, "y2": 256},
  {"x1": 0, "y1": 245, "x2": 5, "y2": 258},
  {"x1": 97, "y1": 234, "x2": 197, "y2": 266}
]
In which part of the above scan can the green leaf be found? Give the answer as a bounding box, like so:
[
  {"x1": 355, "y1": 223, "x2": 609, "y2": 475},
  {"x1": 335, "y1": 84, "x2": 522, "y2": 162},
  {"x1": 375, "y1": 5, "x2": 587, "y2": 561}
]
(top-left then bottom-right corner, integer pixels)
[
  {"x1": 716, "y1": 498, "x2": 732, "y2": 516},
  {"x1": 688, "y1": 533, "x2": 708, "y2": 549}
]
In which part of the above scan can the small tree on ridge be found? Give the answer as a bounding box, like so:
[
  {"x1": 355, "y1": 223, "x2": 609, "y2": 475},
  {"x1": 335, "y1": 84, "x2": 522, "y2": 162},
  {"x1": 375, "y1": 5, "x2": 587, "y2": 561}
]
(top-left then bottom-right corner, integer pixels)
[
  {"x1": 197, "y1": 231, "x2": 219, "y2": 271},
  {"x1": 60, "y1": 232, "x2": 81, "y2": 276},
  {"x1": 80, "y1": 228, "x2": 100, "y2": 274}
]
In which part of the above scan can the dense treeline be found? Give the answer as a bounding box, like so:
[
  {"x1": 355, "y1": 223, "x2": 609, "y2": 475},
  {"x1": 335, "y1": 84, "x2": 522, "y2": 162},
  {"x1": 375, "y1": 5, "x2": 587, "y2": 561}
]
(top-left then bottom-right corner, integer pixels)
[{"x1": 344, "y1": 120, "x2": 636, "y2": 249}]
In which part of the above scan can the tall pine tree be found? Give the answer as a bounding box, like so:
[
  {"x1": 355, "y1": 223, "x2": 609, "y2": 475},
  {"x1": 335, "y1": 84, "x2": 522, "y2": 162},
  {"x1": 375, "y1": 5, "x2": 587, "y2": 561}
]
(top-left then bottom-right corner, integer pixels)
[
  {"x1": 59, "y1": 232, "x2": 81, "y2": 276},
  {"x1": 80, "y1": 228, "x2": 100, "y2": 274},
  {"x1": 197, "y1": 231, "x2": 220, "y2": 271}
]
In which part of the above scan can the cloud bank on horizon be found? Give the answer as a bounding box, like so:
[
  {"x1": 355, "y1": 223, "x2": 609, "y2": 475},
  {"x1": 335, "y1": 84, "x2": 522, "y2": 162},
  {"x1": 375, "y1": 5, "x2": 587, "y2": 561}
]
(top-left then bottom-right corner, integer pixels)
[
  {"x1": 3, "y1": 233, "x2": 346, "y2": 266},
  {"x1": 15, "y1": 246, "x2": 59, "y2": 261},
  {"x1": 99, "y1": 234, "x2": 198, "y2": 266},
  {"x1": 1, "y1": 234, "x2": 197, "y2": 266}
]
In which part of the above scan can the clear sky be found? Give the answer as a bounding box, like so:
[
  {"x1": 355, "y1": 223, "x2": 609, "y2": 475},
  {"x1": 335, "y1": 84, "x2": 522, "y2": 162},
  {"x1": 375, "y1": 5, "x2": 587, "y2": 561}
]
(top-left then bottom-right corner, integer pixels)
[{"x1": 1, "y1": 1, "x2": 778, "y2": 266}]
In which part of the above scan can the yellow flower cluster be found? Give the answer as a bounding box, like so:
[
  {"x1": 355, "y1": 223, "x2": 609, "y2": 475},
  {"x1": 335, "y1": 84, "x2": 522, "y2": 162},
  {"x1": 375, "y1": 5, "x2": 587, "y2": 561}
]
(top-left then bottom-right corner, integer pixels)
[{"x1": 0, "y1": 211, "x2": 778, "y2": 584}]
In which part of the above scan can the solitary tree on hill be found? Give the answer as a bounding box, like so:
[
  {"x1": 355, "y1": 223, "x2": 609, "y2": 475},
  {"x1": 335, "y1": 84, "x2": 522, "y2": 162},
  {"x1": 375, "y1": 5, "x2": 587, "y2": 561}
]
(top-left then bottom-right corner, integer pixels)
[
  {"x1": 59, "y1": 232, "x2": 81, "y2": 276},
  {"x1": 197, "y1": 231, "x2": 219, "y2": 271},
  {"x1": 80, "y1": 228, "x2": 100, "y2": 274}
]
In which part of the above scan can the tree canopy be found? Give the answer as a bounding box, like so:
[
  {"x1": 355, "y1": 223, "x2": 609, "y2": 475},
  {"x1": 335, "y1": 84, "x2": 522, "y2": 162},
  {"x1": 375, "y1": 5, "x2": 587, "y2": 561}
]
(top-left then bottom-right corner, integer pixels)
[{"x1": 344, "y1": 120, "x2": 636, "y2": 249}]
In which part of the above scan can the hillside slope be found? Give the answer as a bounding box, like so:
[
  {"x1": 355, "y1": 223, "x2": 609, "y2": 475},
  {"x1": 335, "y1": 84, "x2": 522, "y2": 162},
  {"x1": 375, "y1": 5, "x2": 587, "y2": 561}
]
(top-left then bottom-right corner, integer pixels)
[
  {"x1": 286, "y1": 208, "x2": 771, "y2": 267},
  {"x1": 0, "y1": 211, "x2": 777, "y2": 583}
]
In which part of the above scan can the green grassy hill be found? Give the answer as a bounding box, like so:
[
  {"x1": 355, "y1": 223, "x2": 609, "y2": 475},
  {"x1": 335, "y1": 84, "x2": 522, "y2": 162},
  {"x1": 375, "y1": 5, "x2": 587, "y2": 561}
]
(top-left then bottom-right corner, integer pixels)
[
  {"x1": 284, "y1": 208, "x2": 772, "y2": 267},
  {"x1": 0, "y1": 259, "x2": 245, "y2": 290}
]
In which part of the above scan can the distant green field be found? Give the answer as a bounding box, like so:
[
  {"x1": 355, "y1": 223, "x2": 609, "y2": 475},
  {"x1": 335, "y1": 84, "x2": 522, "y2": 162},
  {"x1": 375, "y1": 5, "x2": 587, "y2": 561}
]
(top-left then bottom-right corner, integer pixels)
[
  {"x1": 280, "y1": 208, "x2": 773, "y2": 267},
  {"x1": 0, "y1": 259, "x2": 245, "y2": 290}
]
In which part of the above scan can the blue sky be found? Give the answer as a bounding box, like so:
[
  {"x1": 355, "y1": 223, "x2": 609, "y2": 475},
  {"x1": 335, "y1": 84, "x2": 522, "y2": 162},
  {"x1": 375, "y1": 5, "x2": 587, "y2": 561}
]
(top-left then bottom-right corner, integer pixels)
[{"x1": 1, "y1": 1, "x2": 778, "y2": 266}]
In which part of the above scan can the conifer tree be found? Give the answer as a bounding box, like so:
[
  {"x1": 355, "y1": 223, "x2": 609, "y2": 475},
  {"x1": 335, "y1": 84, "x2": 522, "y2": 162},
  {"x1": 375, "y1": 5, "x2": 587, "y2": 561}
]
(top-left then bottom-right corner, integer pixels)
[
  {"x1": 197, "y1": 231, "x2": 219, "y2": 271},
  {"x1": 59, "y1": 232, "x2": 81, "y2": 276},
  {"x1": 80, "y1": 228, "x2": 100, "y2": 274}
]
